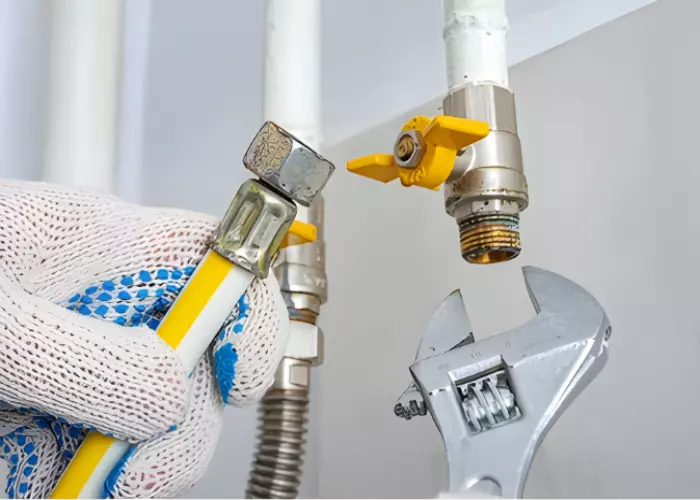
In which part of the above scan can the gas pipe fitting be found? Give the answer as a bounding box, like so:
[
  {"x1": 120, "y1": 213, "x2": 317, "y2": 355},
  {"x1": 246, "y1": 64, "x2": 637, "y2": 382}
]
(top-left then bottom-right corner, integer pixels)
[
  {"x1": 443, "y1": 83, "x2": 529, "y2": 264},
  {"x1": 271, "y1": 196, "x2": 327, "y2": 389},
  {"x1": 346, "y1": 85, "x2": 529, "y2": 265}
]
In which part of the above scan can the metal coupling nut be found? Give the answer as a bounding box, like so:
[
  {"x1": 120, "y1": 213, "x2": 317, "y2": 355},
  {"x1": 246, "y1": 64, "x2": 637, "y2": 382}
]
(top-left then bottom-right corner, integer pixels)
[
  {"x1": 213, "y1": 179, "x2": 296, "y2": 278},
  {"x1": 244, "y1": 122, "x2": 336, "y2": 207},
  {"x1": 284, "y1": 321, "x2": 324, "y2": 366},
  {"x1": 393, "y1": 129, "x2": 426, "y2": 168},
  {"x1": 273, "y1": 322, "x2": 324, "y2": 390},
  {"x1": 443, "y1": 83, "x2": 529, "y2": 264}
]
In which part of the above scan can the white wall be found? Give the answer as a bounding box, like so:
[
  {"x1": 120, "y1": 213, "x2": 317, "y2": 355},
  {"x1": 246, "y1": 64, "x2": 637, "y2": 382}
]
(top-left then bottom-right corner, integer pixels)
[{"x1": 321, "y1": 0, "x2": 700, "y2": 496}]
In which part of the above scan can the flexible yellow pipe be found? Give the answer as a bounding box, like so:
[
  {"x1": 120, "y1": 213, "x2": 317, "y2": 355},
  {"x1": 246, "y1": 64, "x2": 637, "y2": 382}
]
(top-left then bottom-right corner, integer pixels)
[
  {"x1": 48, "y1": 190, "x2": 316, "y2": 497},
  {"x1": 51, "y1": 250, "x2": 254, "y2": 498}
]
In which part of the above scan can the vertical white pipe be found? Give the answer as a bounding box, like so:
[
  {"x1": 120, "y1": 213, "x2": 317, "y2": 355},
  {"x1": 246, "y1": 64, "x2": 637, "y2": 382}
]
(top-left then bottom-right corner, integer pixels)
[
  {"x1": 116, "y1": 0, "x2": 151, "y2": 204},
  {"x1": 263, "y1": 0, "x2": 321, "y2": 149},
  {"x1": 43, "y1": 0, "x2": 123, "y2": 193},
  {"x1": 443, "y1": 0, "x2": 509, "y2": 90},
  {"x1": 0, "y1": 1, "x2": 49, "y2": 181},
  {"x1": 264, "y1": 0, "x2": 323, "y2": 259}
]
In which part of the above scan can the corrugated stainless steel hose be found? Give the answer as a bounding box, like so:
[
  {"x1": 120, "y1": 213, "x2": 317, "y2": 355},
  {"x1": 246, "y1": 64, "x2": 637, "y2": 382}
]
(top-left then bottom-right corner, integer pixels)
[{"x1": 246, "y1": 384, "x2": 310, "y2": 498}]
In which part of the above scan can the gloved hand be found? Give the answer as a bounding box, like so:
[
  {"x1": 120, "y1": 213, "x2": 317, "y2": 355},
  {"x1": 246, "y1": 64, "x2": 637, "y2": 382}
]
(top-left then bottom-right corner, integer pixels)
[{"x1": 0, "y1": 180, "x2": 289, "y2": 498}]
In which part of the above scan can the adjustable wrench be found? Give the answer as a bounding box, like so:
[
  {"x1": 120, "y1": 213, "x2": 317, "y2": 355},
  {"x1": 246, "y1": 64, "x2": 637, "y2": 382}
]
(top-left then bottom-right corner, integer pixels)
[{"x1": 395, "y1": 267, "x2": 610, "y2": 498}]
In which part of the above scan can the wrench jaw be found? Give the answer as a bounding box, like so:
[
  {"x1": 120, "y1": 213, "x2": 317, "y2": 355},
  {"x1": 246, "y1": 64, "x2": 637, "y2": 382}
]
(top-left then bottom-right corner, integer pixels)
[
  {"x1": 407, "y1": 267, "x2": 611, "y2": 498},
  {"x1": 518, "y1": 265, "x2": 612, "y2": 435},
  {"x1": 549, "y1": 325, "x2": 610, "y2": 424}
]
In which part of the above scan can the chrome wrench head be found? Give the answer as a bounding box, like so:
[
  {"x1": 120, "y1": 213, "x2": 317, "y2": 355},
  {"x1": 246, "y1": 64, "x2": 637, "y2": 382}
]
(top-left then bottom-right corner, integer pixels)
[{"x1": 406, "y1": 266, "x2": 610, "y2": 497}]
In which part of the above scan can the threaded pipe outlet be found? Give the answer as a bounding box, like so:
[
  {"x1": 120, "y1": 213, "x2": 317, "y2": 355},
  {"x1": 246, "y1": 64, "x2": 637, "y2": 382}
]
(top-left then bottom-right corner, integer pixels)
[{"x1": 459, "y1": 213, "x2": 521, "y2": 264}]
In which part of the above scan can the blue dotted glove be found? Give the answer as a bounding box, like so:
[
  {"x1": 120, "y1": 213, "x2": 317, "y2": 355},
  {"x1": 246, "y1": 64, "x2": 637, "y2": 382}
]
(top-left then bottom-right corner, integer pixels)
[{"x1": 0, "y1": 181, "x2": 288, "y2": 498}]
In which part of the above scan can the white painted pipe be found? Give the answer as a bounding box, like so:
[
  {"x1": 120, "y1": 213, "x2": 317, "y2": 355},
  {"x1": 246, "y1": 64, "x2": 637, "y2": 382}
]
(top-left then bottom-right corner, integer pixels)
[
  {"x1": 443, "y1": 0, "x2": 509, "y2": 90},
  {"x1": 0, "y1": 1, "x2": 49, "y2": 181},
  {"x1": 116, "y1": 0, "x2": 151, "y2": 204},
  {"x1": 263, "y1": 0, "x2": 321, "y2": 149},
  {"x1": 43, "y1": 0, "x2": 123, "y2": 193},
  {"x1": 263, "y1": 0, "x2": 323, "y2": 263}
]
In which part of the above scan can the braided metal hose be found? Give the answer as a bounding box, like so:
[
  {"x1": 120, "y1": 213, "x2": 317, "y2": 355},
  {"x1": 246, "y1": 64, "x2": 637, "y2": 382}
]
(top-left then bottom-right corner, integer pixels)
[{"x1": 246, "y1": 386, "x2": 310, "y2": 498}]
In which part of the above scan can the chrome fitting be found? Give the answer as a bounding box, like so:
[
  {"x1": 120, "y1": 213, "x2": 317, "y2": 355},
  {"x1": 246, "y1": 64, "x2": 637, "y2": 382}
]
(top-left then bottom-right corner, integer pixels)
[
  {"x1": 273, "y1": 195, "x2": 328, "y2": 320},
  {"x1": 274, "y1": 357, "x2": 312, "y2": 390},
  {"x1": 443, "y1": 83, "x2": 529, "y2": 264},
  {"x1": 213, "y1": 179, "x2": 296, "y2": 278},
  {"x1": 272, "y1": 322, "x2": 324, "y2": 393},
  {"x1": 244, "y1": 122, "x2": 336, "y2": 207}
]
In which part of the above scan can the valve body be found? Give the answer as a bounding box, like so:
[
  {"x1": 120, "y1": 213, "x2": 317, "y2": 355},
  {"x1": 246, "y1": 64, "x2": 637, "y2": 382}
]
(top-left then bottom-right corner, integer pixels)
[{"x1": 443, "y1": 83, "x2": 528, "y2": 264}]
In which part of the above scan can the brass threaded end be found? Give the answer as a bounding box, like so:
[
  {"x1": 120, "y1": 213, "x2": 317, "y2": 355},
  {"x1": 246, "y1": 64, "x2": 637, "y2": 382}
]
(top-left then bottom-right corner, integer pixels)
[
  {"x1": 289, "y1": 308, "x2": 318, "y2": 325},
  {"x1": 459, "y1": 213, "x2": 521, "y2": 264}
]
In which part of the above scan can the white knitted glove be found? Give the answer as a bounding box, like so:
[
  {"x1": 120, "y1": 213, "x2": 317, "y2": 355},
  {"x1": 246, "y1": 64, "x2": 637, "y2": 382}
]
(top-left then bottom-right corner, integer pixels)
[{"x1": 0, "y1": 180, "x2": 289, "y2": 498}]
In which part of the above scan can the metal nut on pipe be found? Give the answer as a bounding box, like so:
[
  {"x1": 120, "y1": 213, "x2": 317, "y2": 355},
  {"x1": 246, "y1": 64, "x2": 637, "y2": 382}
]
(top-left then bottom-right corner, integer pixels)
[
  {"x1": 283, "y1": 321, "x2": 324, "y2": 366},
  {"x1": 274, "y1": 357, "x2": 312, "y2": 390},
  {"x1": 443, "y1": 83, "x2": 529, "y2": 264},
  {"x1": 244, "y1": 122, "x2": 335, "y2": 207}
]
